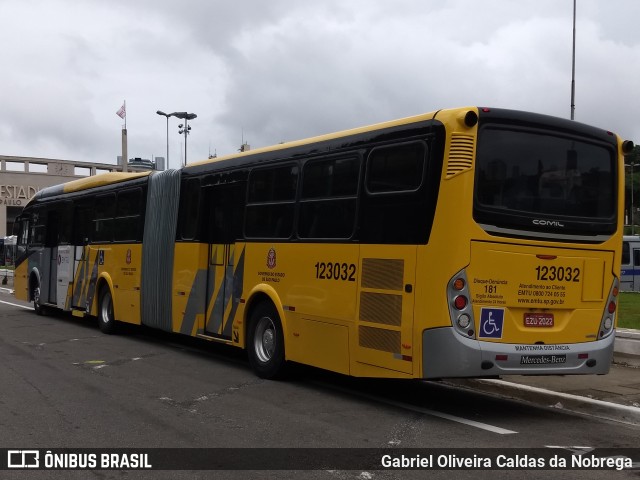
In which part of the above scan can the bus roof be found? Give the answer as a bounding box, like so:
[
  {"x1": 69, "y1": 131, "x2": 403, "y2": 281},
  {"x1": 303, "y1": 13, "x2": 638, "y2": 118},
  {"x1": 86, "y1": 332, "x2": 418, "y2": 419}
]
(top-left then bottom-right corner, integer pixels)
[
  {"x1": 31, "y1": 171, "x2": 152, "y2": 203},
  {"x1": 186, "y1": 108, "x2": 448, "y2": 169},
  {"x1": 185, "y1": 106, "x2": 620, "y2": 172}
]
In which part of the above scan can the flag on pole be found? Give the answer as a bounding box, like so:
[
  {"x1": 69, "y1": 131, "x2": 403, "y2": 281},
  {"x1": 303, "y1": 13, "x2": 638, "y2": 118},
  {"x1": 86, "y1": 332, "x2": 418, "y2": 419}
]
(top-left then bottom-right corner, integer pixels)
[{"x1": 116, "y1": 103, "x2": 126, "y2": 119}]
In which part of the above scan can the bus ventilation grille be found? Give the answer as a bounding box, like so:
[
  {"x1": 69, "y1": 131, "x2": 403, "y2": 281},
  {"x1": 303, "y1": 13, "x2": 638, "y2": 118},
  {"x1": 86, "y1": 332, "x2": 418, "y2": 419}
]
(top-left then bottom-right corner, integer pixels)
[
  {"x1": 446, "y1": 133, "x2": 474, "y2": 178},
  {"x1": 359, "y1": 258, "x2": 404, "y2": 355},
  {"x1": 359, "y1": 291, "x2": 402, "y2": 326},
  {"x1": 361, "y1": 258, "x2": 404, "y2": 291},
  {"x1": 359, "y1": 326, "x2": 401, "y2": 354}
]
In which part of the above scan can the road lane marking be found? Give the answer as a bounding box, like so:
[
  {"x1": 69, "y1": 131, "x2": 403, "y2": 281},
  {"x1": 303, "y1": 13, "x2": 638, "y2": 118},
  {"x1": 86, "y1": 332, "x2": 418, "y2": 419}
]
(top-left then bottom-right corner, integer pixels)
[
  {"x1": 0, "y1": 299, "x2": 33, "y2": 310},
  {"x1": 374, "y1": 395, "x2": 518, "y2": 435},
  {"x1": 313, "y1": 381, "x2": 517, "y2": 435}
]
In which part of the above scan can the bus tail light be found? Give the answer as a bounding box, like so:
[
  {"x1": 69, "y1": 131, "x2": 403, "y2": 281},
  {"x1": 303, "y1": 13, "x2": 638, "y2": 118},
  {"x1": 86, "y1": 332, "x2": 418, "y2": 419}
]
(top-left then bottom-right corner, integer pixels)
[
  {"x1": 457, "y1": 314, "x2": 471, "y2": 329},
  {"x1": 598, "y1": 278, "x2": 619, "y2": 339},
  {"x1": 447, "y1": 270, "x2": 475, "y2": 339},
  {"x1": 453, "y1": 278, "x2": 465, "y2": 291},
  {"x1": 454, "y1": 295, "x2": 468, "y2": 310}
]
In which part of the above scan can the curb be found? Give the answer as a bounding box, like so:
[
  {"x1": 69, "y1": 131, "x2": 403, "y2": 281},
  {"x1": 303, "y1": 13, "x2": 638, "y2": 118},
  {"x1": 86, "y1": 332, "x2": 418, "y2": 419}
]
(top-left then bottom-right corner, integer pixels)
[
  {"x1": 443, "y1": 329, "x2": 640, "y2": 426},
  {"x1": 615, "y1": 329, "x2": 640, "y2": 367},
  {"x1": 444, "y1": 377, "x2": 640, "y2": 426}
]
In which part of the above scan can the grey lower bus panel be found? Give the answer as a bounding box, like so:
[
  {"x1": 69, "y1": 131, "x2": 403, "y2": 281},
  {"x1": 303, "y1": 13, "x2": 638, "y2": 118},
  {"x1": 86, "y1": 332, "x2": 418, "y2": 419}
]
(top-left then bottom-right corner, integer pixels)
[{"x1": 422, "y1": 326, "x2": 614, "y2": 378}]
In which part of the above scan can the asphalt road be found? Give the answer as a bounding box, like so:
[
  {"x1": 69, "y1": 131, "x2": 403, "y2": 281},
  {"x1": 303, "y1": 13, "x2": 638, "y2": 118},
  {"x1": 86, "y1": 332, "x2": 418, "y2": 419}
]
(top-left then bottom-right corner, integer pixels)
[{"x1": 1, "y1": 292, "x2": 639, "y2": 480}]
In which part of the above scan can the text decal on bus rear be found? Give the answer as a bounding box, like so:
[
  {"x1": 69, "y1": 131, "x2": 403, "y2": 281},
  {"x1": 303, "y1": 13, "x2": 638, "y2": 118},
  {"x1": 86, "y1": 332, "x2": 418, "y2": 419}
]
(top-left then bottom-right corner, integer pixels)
[
  {"x1": 534, "y1": 265, "x2": 580, "y2": 282},
  {"x1": 532, "y1": 219, "x2": 565, "y2": 227}
]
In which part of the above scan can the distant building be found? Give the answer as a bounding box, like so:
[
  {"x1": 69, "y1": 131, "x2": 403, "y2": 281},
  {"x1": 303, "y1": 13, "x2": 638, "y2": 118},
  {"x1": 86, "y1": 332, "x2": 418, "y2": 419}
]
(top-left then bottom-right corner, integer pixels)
[
  {"x1": 117, "y1": 156, "x2": 164, "y2": 171},
  {"x1": 0, "y1": 155, "x2": 151, "y2": 237}
]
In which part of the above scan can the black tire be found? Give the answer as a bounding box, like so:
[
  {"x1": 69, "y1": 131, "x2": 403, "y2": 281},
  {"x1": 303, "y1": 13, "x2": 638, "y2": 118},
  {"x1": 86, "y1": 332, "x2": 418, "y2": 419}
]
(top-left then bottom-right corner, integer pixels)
[
  {"x1": 98, "y1": 287, "x2": 116, "y2": 334},
  {"x1": 32, "y1": 281, "x2": 44, "y2": 316},
  {"x1": 247, "y1": 302, "x2": 287, "y2": 379}
]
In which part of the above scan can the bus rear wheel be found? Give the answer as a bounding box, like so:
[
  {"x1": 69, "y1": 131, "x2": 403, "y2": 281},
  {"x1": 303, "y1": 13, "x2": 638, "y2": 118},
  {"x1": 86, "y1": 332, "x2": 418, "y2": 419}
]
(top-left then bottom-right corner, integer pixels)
[
  {"x1": 98, "y1": 287, "x2": 116, "y2": 334},
  {"x1": 247, "y1": 303, "x2": 286, "y2": 379}
]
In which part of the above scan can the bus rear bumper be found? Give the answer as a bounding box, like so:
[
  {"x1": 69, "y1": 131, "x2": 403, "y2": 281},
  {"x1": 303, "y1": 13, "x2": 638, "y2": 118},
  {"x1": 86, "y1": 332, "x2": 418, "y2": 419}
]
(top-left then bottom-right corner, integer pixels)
[{"x1": 422, "y1": 327, "x2": 614, "y2": 379}]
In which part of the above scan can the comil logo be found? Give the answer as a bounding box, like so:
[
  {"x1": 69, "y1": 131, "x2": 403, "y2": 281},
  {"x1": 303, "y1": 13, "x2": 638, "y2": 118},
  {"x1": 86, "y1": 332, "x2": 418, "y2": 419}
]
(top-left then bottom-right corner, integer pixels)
[
  {"x1": 533, "y1": 219, "x2": 565, "y2": 227},
  {"x1": 8, "y1": 450, "x2": 39, "y2": 468}
]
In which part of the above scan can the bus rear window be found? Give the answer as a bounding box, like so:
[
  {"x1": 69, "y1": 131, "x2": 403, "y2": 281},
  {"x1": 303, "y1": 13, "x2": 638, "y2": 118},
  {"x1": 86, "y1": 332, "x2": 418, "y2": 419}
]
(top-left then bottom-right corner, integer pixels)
[{"x1": 474, "y1": 127, "x2": 616, "y2": 236}]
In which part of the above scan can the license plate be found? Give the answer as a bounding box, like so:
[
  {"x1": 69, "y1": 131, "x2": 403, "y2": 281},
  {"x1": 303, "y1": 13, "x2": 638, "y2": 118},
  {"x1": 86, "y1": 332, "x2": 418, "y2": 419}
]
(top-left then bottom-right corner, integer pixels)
[
  {"x1": 520, "y1": 354, "x2": 566, "y2": 365},
  {"x1": 524, "y1": 313, "x2": 554, "y2": 327}
]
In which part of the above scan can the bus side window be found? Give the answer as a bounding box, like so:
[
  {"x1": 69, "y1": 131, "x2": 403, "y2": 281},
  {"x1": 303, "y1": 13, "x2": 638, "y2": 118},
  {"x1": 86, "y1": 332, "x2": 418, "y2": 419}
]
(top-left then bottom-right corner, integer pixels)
[
  {"x1": 178, "y1": 178, "x2": 201, "y2": 240},
  {"x1": 30, "y1": 208, "x2": 47, "y2": 246},
  {"x1": 58, "y1": 201, "x2": 73, "y2": 245},
  {"x1": 298, "y1": 156, "x2": 359, "y2": 239},
  {"x1": 93, "y1": 193, "x2": 115, "y2": 243},
  {"x1": 635, "y1": 249, "x2": 640, "y2": 267},
  {"x1": 622, "y1": 242, "x2": 630, "y2": 265},
  {"x1": 45, "y1": 209, "x2": 59, "y2": 248},
  {"x1": 361, "y1": 141, "x2": 430, "y2": 244},
  {"x1": 17, "y1": 216, "x2": 30, "y2": 246},
  {"x1": 201, "y1": 180, "x2": 246, "y2": 244},
  {"x1": 73, "y1": 200, "x2": 94, "y2": 246},
  {"x1": 114, "y1": 188, "x2": 143, "y2": 242},
  {"x1": 245, "y1": 165, "x2": 298, "y2": 239}
]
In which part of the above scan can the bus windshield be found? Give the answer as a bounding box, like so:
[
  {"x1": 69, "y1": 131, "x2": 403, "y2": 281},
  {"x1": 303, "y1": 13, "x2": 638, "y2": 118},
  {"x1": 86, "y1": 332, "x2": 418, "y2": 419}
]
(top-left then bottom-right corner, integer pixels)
[{"x1": 474, "y1": 126, "x2": 617, "y2": 237}]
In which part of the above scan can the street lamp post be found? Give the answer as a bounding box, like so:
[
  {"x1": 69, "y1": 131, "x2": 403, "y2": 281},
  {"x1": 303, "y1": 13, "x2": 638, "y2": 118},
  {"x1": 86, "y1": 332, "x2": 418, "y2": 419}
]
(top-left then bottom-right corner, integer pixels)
[
  {"x1": 173, "y1": 112, "x2": 197, "y2": 167},
  {"x1": 156, "y1": 110, "x2": 174, "y2": 169}
]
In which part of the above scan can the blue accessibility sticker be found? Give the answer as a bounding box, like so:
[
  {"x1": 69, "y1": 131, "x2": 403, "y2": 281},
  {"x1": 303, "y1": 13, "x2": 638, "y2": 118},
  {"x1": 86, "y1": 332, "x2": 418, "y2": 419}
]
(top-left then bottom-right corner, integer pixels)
[{"x1": 479, "y1": 308, "x2": 504, "y2": 339}]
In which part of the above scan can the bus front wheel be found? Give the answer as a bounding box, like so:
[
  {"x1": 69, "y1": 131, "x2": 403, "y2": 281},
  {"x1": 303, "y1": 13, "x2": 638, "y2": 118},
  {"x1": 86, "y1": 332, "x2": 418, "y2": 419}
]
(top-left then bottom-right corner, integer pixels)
[
  {"x1": 32, "y1": 282, "x2": 44, "y2": 316},
  {"x1": 98, "y1": 287, "x2": 116, "y2": 334},
  {"x1": 247, "y1": 303, "x2": 286, "y2": 379}
]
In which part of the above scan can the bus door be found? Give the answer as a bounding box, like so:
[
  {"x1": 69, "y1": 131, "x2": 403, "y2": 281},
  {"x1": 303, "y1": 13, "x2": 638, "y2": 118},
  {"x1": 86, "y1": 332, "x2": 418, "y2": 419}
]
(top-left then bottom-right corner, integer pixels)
[
  {"x1": 356, "y1": 245, "x2": 417, "y2": 375},
  {"x1": 44, "y1": 209, "x2": 59, "y2": 304},
  {"x1": 203, "y1": 181, "x2": 245, "y2": 339},
  {"x1": 51, "y1": 202, "x2": 74, "y2": 309},
  {"x1": 55, "y1": 245, "x2": 73, "y2": 309},
  {"x1": 71, "y1": 243, "x2": 89, "y2": 310},
  {"x1": 71, "y1": 201, "x2": 93, "y2": 311}
]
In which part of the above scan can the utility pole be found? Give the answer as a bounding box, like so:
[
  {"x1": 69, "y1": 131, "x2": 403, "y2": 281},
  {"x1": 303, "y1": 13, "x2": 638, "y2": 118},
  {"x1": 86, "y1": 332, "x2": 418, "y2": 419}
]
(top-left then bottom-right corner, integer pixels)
[{"x1": 570, "y1": 0, "x2": 576, "y2": 120}]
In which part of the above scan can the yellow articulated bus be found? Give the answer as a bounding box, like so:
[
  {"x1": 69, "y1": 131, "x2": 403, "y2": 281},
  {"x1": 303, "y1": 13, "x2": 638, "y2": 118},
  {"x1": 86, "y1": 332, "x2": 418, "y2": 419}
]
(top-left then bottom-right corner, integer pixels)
[{"x1": 13, "y1": 107, "x2": 634, "y2": 379}]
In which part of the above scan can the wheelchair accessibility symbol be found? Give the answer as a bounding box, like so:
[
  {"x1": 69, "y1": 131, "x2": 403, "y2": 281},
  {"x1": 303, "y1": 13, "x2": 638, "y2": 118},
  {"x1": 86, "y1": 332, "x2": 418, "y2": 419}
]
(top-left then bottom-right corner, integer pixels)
[{"x1": 479, "y1": 308, "x2": 504, "y2": 339}]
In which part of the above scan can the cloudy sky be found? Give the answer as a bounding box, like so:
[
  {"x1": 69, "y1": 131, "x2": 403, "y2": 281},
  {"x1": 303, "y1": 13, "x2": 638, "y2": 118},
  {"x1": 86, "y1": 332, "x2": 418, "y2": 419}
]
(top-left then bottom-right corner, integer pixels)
[{"x1": 1, "y1": 0, "x2": 638, "y2": 169}]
